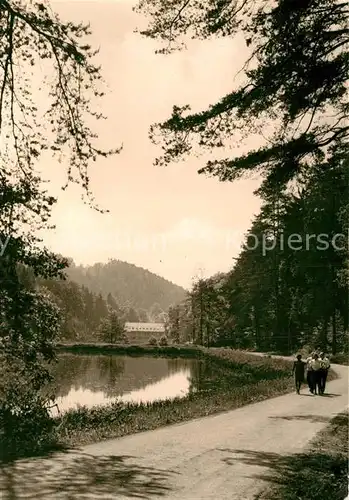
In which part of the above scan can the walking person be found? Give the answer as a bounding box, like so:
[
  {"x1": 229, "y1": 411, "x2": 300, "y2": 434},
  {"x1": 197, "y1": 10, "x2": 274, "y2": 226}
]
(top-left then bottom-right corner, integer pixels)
[
  {"x1": 306, "y1": 352, "x2": 315, "y2": 393},
  {"x1": 292, "y1": 354, "x2": 306, "y2": 394},
  {"x1": 310, "y1": 353, "x2": 322, "y2": 395},
  {"x1": 319, "y1": 352, "x2": 330, "y2": 395}
]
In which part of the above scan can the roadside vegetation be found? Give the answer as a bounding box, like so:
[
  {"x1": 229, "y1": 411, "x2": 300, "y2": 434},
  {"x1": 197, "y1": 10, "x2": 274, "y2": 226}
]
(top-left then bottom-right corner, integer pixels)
[
  {"x1": 55, "y1": 348, "x2": 339, "y2": 450},
  {"x1": 257, "y1": 411, "x2": 349, "y2": 500},
  {"x1": 56, "y1": 342, "x2": 202, "y2": 358},
  {"x1": 1, "y1": 0, "x2": 347, "y2": 481},
  {"x1": 330, "y1": 353, "x2": 349, "y2": 366},
  {"x1": 1, "y1": 348, "x2": 297, "y2": 460},
  {"x1": 51, "y1": 349, "x2": 295, "y2": 449}
]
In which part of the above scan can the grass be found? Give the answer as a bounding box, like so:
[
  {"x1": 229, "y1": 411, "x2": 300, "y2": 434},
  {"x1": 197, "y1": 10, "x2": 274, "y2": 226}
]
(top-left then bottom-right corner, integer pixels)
[
  {"x1": 56, "y1": 342, "x2": 202, "y2": 358},
  {"x1": 55, "y1": 348, "x2": 296, "y2": 448},
  {"x1": 330, "y1": 353, "x2": 349, "y2": 365},
  {"x1": 1, "y1": 347, "x2": 339, "y2": 460},
  {"x1": 256, "y1": 411, "x2": 349, "y2": 500}
]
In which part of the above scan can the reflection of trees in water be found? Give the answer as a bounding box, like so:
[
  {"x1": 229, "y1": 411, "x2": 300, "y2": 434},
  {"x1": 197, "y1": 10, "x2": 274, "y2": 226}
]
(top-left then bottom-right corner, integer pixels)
[
  {"x1": 188, "y1": 360, "x2": 206, "y2": 394},
  {"x1": 166, "y1": 358, "x2": 220, "y2": 394},
  {"x1": 188, "y1": 358, "x2": 247, "y2": 395},
  {"x1": 166, "y1": 358, "x2": 197, "y2": 375},
  {"x1": 166, "y1": 358, "x2": 209, "y2": 394},
  {"x1": 48, "y1": 355, "x2": 182, "y2": 401},
  {"x1": 47, "y1": 355, "x2": 125, "y2": 399},
  {"x1": 95, "y1": 356, "x2": 126, "y2": 397}
]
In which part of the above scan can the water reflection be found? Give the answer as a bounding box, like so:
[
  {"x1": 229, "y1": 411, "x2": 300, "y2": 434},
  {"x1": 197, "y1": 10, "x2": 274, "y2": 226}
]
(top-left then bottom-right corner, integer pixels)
[{"x1": 48, "y1": 355, "x2": 200, "y2": 413}]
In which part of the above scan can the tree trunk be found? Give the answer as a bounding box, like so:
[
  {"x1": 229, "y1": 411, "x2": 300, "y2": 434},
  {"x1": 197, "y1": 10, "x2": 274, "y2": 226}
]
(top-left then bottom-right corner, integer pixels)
[
  {"x1": 199, "y1": 283, "x2": 204, "y2": 345},
  {"x1": 320, "y1": 317, "x2": 329, "y2": 351},
  {"x1": 253, "y1": 305, "x2": 261, "y2": 350},
  {"x1": 332, "y1": 312, "x2": 337, "y2": 354}
]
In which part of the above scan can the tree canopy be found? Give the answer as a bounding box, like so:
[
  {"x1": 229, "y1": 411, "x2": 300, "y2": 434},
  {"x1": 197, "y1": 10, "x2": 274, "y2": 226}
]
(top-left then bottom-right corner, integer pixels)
[
  {"x1": 0, "y1": 0, "x2": 118, "y2": 458},
  {"x1": 135, "y1": 0, "x2": 349, "y2": 196},
  {"x1": 142, "y1": 0, "x2": 349, "y2": 354}
]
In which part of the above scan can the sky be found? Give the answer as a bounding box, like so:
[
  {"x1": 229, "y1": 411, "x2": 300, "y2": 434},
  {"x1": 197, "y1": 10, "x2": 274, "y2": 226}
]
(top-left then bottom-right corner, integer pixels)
[{"x1": 40, "y1": 0, "x2": 262, "y2": 289}]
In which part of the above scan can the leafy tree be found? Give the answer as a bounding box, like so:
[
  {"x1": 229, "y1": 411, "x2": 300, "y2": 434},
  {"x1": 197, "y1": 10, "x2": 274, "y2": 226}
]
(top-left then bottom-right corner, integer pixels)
[
  {"x1": 167, "y1": 305, "x2": 181, "y2": 343},
  {"x1": 138, "y1": 308, "x2": 150, "y2": 322},
  {"x1": 0, "y1": 0, "x2": 119, "y2": 199},
  {"x1": 106, "y1": 292, "x2": 119, "y2": 311},
  {"x1": 98, "y1": 309, "x2": 125, "y2": 344},
  {"x1": 166, "y1": 298, "x2": 194, "y2": 344},
  {"x1": 149, "y1": 302, "x2": 164, "y2": 322},
  {"x1": 148, "y1": 335, "x2": 158, "y2": 346},
  {"x1": 123, "y1": 306, "x2": 139, "y2": 322},
  {"x1": 0, "y1": 0, "x2": 117, "y2": 456},
  {"x1": 158, "y1": 334, "x2": 168, "y2": 346},
  {"x1": 136, "y1": 0, "x2": 348, "y2": 354},
  {"x1": 94, "y1": 293, "x2": 109, "y2": 329},
  {"x1": 188, "y1": 158, "x2": 348, "y2": 354}
]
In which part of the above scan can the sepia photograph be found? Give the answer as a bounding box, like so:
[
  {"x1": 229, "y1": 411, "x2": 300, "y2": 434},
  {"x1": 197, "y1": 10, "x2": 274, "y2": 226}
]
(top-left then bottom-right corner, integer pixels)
[{"x1": 0, "y1": 0, "x2": 348, "y2": 498}]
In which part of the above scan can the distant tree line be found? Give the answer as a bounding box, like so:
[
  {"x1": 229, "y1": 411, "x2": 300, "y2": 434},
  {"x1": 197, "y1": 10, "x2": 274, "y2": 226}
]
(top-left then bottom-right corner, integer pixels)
[
  {"x1": 166, "y1": 161, "x2": 348, "y2": 354},
  {"x1": 66, "y1": 259, "x2": 186, "y2": 311},
  {"x1": 137, "y1": 0, "x2": 349, "y2": 355},
  {"x1": 16, "y1": 264, "x2": 170, "y2": 343}
]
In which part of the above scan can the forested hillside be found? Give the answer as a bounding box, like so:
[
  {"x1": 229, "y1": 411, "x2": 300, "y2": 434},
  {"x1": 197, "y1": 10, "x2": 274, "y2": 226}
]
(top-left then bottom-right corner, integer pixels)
[
  {"x1": 66, "y1": 259, "x2": 187, "y2": 311},
  {"x1": 166, "y1": 162, "x2": 349, "y2": 354},
  {"x1": 139, "y1": 0, "x2": 349, "y2": 356},
  {"x1": 16, "y1": 259, "x2": 185, "y2": 342}
]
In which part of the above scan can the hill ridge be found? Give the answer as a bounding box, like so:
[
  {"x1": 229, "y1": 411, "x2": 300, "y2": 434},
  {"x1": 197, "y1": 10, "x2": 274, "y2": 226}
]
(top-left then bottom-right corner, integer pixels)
[{"x1": 66, "y1": 258, "x2": 187, "y2": 312}]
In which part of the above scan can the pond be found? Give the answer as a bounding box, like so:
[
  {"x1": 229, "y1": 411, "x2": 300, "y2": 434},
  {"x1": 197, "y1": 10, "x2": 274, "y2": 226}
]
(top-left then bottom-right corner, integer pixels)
[{"x1": 48, "y1": 354, "x2": 203, "y2": 414}]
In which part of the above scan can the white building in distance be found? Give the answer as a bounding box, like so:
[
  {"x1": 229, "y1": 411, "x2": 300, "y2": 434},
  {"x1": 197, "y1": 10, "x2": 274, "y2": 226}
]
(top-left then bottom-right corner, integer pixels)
[{"x1": 124, "y1": 322, "x2": 165, "y2": 333}]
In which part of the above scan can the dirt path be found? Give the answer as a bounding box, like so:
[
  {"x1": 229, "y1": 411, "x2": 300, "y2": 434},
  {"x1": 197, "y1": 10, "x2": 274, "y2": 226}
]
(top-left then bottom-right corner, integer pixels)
[{"x1": 1, "y1": 363, "x2": 347, "y2": 499}]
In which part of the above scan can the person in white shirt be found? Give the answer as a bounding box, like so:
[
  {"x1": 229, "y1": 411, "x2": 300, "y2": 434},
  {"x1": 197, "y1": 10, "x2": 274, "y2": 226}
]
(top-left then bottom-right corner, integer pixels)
[
  {"x1": 319, "y1": 352, "x2": 330, "y2": 394},
  {"x1": 310, "y1": 353, "x2": 322, "y2": 395},
  {"x1": 306, "y1": 353, "x2": 315, "y2": 393}
]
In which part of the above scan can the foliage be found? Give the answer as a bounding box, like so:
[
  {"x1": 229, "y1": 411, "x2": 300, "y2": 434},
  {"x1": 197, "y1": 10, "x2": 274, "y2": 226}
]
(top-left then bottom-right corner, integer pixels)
[
  {"x1": 148, "y1": 336, "x2": 158, "y2": 346},
  {"x1": 0, "y1": 287, "x2": 62, "y2": 459},
  {"x1": 166, "y1": 160, "x2": 348, "y2": 354},
  {"x1": 0, "y1": 0, "x2": 117, "y2": 459},
  {"x1": 98, "y1": 309, "x2": 125, "y2": 343},
  {"x1": 158, "y1": 334, "x2": 168, "y2": 346},
  {"x1": 135, "y1": 0, "x2": 348, "y2": 197},
  {"x1": 66, "y1": 259, "x2": 187, "y2": 312},
  {"x1": 0, "y1": 0, "x2": 119, "y2": 203},
  {"x1": 330, "y1": 353, "x2": 349, "y2": 365},
  {"x1": 136, "y1": 0, "x2": 348, "y2": 355},
  {"x1": 56, "y1": 348, "x2": 295, "y2": 448},
  {"x1": 258, "y1": 411, "x2": 348, "y2": 500},
  {"x1": 166, "y1": 298, "x2": 194, "y2": 344}
]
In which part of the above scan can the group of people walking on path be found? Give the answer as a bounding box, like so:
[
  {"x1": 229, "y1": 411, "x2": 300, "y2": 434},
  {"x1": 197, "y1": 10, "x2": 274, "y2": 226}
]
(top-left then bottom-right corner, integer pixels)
[{"x1": 292, "y1": 351, "x2": 331, "y2": 395}]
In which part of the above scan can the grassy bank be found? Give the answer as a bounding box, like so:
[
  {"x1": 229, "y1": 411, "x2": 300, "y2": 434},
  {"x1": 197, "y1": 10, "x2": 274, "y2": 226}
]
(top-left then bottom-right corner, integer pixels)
[
  {"x1": 257, "y1": 410, "x2": 349, "y2": 500},
  {"x1": 330, "y1": 353, "x2": 349, "y2": 365},
  {"x1": 56, "y1": 348, "x2": 295, "y2": 448},
  {"x1": 56, "y1": 342, "x2": 202, "y2": 358}
]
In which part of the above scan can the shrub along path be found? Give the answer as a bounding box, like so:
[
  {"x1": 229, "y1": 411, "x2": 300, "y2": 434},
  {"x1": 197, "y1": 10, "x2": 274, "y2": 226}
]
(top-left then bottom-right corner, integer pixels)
[{"x1": 0, "y1": 359, "x2": 347, "y2": 499}]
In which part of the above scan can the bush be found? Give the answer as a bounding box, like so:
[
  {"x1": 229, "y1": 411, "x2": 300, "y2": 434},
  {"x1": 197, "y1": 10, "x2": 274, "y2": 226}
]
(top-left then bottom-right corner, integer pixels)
[
  {"x1": 122, "y1": 333, "x2": 129, "y2": 344},
  {"x1": 148, "y1": 336, "x2": 158, "y2": 346},
  {"x1": 330, "y1": 353, "x2": 348, "y2": 365},
  {"x1": 158, "y1": 335, "x2": 168, "y2": 346},
  {"x1": 0, "y1": 397, "x2": 57, "y2": 461}
]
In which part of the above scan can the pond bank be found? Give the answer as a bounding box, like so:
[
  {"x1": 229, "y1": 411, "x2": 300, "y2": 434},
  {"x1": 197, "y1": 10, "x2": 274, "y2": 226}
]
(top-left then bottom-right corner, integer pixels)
[
  {"x1": 55, "y1": 348, "x2": 296, "y2": 448},
  {"x1": 56, "y1": 343, "x2": 202, "y2": 358}
]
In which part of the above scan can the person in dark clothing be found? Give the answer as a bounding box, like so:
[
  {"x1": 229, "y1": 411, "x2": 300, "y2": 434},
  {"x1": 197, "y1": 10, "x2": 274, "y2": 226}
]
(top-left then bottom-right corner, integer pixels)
[
  {"x1": 319, "y1": 353, "x2": 330, "y2": 395},
  {"x1": 292, "y1": 354, "x2": 306, "y2": 394}
]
